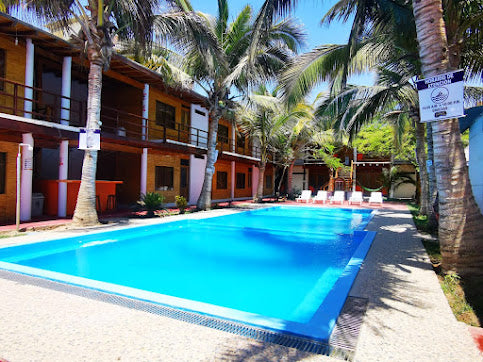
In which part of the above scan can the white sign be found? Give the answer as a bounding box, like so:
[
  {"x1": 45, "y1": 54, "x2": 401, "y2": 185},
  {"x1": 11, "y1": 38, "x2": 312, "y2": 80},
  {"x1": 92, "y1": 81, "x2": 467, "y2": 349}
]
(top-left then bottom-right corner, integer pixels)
[
  {"x1": 416, "y1": 69, "x2": 464, "y2": 122},
  {"x1": 78, "y1": 128, "x2": 101, "y2": 150}
]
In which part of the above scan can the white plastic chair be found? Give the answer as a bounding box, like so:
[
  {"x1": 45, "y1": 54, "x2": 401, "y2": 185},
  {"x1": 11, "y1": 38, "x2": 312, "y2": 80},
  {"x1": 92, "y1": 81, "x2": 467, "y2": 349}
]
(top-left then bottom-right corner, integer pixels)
[
  {"x1": 348, "y1": 191, "x2": 363, "y2": 205},
  {"x1": 330, "y1": 191, "x2": 345, "y2": 204},
  {"x1": 296, "y1": 190, "x2": 312, "y2": 203},
  {"x1": 368, "y1": 191, "x2": 383, "y2": 205},
  {"x1": 313, "y1": 190, "x2": 328, "y2": 204}
]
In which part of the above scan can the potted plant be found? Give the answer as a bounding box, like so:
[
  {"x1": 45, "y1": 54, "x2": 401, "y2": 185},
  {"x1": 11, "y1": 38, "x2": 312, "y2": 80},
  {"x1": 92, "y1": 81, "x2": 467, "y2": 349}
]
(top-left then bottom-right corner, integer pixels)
[
  {"x1": 175, "y1": 195, "x2": 188, "y2": 214},
  {"x1": 138, "y1": 192, "x2": 165, "y2": 217}
]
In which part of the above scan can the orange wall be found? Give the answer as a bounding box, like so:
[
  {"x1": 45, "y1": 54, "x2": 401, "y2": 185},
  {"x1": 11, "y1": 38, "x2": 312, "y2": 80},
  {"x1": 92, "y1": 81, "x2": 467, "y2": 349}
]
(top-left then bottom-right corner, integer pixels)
[
  {"x1": 234, "y1": 163, "x2": 252, "y2": 198},
  {"x1": 0, "y1": 141, "x2": 18, "y2": 223},
  {"x1": 148, "y1": 88, "x2": 191, "y2": 142},
  {"x1": 212, "y1": 160, "x2": 231, "y2": 200},
  {"x1": 0, "y1": 35, "x2": 26, "y2": 114},
  {"x1": 147, "y1": 150, "x2": 189, "y2": 203},
  {"x1": 263, "y1": 165, "x2": 274, "y2": 195}
]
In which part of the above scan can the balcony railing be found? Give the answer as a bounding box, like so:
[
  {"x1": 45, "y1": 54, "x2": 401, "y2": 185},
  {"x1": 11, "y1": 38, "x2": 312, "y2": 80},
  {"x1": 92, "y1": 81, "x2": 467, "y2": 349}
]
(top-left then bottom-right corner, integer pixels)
[
  {"x1": 0, "y1": 77, "x2": 261, "y2": 158},
  {"x1": 0, "y1": 77, "x2": 85, "y2": 125},
  {"x1": 216, "y1": 136, "x2": 261, "y2": 158}
]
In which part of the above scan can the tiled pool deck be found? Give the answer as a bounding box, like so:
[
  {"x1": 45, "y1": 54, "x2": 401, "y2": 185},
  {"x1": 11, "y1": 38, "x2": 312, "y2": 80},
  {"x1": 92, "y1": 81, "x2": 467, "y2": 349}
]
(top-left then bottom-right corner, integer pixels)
[{"x1": 0, "y1": 205, "x2": 480, "y2": 361}]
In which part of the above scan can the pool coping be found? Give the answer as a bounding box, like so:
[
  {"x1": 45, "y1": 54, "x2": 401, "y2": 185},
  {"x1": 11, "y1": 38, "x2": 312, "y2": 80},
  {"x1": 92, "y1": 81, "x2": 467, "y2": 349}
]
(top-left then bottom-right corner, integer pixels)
[{"x1": 0, "y1": 207, "x2": 376, "y2": 345}]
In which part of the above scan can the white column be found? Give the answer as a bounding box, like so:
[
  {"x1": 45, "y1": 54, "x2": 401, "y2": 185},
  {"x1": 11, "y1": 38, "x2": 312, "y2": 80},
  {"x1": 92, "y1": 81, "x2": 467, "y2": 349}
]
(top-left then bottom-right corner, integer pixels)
[
  {"x1": 60, "y1": 56, "x2": 72, "y2": 125},
  {"x1": 57, "y1": 140, "x2": 69, "y2": 217},
  {"x1": 231, "y1": 161, "x2": 235, "y2": 199},
  {"x1": 142, "y1": 84, "x2": 149, "y2": 140},
  {"x1": 23, "y1": 38, "x2": 34, "y2": 118},
  {"x1": 353, "y1": 147, "x2": 357, "y2": 192},
  {"x1": 231, "y1": 126, "x2": 236, "y2": 152},
  {"x1": 140, "y1": 148, "x2": 148, "y2": 195},
  {"x1": 20, "y1": 133, "x2": 33, "y2": 221}
]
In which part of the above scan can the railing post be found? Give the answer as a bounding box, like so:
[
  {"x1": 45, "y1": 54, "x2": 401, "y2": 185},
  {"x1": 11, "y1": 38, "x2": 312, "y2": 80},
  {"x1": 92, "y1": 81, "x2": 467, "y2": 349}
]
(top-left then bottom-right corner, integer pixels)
[
  {"x1": 196, "y1": 129, "x2": 199, "y2": 146},
  {"x1": 163, "y1": 125, "x2": 166, "y2": 142}
]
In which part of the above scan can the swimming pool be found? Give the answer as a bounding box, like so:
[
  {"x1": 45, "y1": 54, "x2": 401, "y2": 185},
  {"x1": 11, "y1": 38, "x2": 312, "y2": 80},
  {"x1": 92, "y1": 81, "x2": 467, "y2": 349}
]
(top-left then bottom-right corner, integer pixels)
[{"x1": 0, "y1": 206, "x2": 375, "y2": 342}]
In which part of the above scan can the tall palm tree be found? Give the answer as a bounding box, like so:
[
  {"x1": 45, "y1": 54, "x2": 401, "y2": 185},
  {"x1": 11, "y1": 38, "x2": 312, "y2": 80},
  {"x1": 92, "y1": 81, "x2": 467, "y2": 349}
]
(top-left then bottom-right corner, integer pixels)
[
  {"x1": 237, "y1": 86, "x2": 312, "y2": 201},
  {"x1": 155, "y1": 0, "x2": 304, "y2": 210},
  {"x1": 6, "y1": 0, "x2": 158, "y2": 226},
  {"x1": 412, "y1": 0, "x2": 483, "y2": 276},
  {"x1": 279, "y1": 0, "x2": 483, "y2": 275}
]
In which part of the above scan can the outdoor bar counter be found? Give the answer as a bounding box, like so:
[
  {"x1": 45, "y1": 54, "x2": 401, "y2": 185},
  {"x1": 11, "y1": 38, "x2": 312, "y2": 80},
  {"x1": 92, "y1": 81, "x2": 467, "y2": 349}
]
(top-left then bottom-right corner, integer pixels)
[{"x1": 39, "y1": 180, "x2": 123, "y2": 216}]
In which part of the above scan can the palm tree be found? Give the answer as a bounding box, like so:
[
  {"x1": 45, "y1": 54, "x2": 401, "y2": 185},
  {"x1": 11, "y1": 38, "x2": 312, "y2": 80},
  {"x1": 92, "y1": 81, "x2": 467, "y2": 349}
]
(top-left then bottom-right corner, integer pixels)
[
  {"x1": 278, "y1": 0, "x2": 482, "y2": 275},
  {"x1": 155, "y1": 0, "x2": 304, "y2": 210},
  {"x1": 412, "y1": 0, "x2": 483, "y2": 276},
  {"x1": 237, "y1": 86, "x2": 314, "y2": 201},
  {"x1": 6, "y1": 0, "x2": 158, "y2": 226}
]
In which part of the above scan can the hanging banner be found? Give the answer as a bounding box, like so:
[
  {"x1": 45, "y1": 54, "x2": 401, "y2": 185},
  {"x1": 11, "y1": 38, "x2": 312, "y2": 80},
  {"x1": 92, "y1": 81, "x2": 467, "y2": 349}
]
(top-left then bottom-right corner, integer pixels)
[
  {"x1": 416, "y1": 69, "x2": 464, "y2": 122},
  {"x1": 78, "y1": 128, "x2": 101, "y2": 150}
]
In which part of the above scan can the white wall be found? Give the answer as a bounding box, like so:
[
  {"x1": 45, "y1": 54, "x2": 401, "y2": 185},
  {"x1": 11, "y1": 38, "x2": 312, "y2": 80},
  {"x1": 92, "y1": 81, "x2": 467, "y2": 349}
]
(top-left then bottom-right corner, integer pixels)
[
  {"x1": 189, "y1": 104, "x2": 209, "y2": 205},
  {"x1": 469, "y1": 116, "x2": 483, "y2": 212}
]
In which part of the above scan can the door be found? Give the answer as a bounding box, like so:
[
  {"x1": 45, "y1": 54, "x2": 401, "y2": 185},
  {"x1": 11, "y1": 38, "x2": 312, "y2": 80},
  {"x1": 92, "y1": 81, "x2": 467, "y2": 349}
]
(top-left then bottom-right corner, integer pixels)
[{"x1": 180, "y1": 159, "x2": 189, "y2": 200}]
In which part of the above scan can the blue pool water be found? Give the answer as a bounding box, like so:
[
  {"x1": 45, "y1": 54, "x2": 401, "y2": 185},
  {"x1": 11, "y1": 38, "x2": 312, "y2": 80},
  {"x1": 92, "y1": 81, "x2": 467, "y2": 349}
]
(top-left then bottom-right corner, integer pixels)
[{"x1": 0, "y1": 206, "x2": 375, "y2": 341}]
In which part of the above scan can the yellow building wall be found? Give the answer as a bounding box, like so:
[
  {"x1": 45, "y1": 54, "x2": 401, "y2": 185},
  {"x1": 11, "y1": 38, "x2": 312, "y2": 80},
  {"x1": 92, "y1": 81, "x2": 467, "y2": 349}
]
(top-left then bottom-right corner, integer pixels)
[
  {"x1": 212, "y1": 160, "x2": 231, "y2": 200},
  {"x1": 0, "y1": 141, "x2": 20, "y2": 223},
  {"x1": 0, "y1": 35, "x2": 26, "y2": 115},
  {"x1": 148, "y1": 88, "x2": 191, "y2": 143},
  {"x1": 146, "y1": 151, "x2": 189, "y2": 204}
]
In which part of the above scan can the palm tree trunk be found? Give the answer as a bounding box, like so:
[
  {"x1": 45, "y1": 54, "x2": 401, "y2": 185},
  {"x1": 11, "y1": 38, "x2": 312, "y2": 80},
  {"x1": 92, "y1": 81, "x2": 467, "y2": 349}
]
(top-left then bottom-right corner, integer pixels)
[
  {"x1": 256, "y1": 162, "x2": 266, "y2": 202},
  {"x1": 197, "y1": 111, "x2": 221, "y2": 210},
  {"x1": 72, "y1": 60, "x2": 103, "y2": 226},
  {"x1": 287, "y1": 159, "x2": 295, "y2": 198},
  {"x1": 276, "y1": 165, "x2": 287, "y2": 194},
  {"x1": 412, "y1": 0, "x2": 483, "y2": 276},
  {"x1": 426, "y1": 122, "x2": 438, "y2": 227},
  {"x1": 414, "y1": 120, "x2": 430, "y2": 215}
]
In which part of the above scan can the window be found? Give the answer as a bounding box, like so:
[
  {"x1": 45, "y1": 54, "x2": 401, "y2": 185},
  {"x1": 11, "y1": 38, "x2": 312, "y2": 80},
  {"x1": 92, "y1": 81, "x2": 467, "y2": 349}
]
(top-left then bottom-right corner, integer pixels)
[
  {"x1": 216, "y1": 171, "x2": 228, "y2": 189},
  {"x1": 248, "y1": 168, "x2": 252, "y2": 188},
  {"x1": 0, "y1": 49, "x2": 5, "y2": 91},
  {"x1": 181, "y1": 106, "x2": 190, "y2": 131},
  {"x1": 155, "y1": 166, "x2": 174, "y2": 191},
  {"x1": 155, "y1": 101, "x2": 176, "y2": 129},
  {"x1": 236, "y1": 134, "x2": 245, "y2": 150},
  {"x1": 265, "y1": 174, "x2": 272, "y2": 189},
  {"x1": 0, "y1": 152, "x2": 5, "y2": 194},
  {"x1": 218, "y1": 124, "x2": 229, "y2": 144},
  {"x1": 236, "y1": 172, "x2": 245, "y2": 189}
]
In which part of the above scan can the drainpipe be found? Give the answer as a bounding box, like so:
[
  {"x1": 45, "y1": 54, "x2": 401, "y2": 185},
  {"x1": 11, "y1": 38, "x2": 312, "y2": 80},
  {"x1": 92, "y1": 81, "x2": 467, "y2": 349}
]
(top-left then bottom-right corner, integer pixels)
[{"x1": 24, "y1": 38, "x2": 34, "y2": 118}]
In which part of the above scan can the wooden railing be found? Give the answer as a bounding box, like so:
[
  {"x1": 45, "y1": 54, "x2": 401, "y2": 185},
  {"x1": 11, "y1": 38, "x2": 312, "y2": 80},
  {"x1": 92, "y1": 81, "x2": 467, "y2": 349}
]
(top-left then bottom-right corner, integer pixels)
[
  {"x1": 0, "y1": 77, "x2": 85, "y2": 125},
  {"x1": 216, "y1": 136, "x2": 261, "y2": 158},
  {"x1": 0, "y1": 77, "x2": 261, "y2": 157}
]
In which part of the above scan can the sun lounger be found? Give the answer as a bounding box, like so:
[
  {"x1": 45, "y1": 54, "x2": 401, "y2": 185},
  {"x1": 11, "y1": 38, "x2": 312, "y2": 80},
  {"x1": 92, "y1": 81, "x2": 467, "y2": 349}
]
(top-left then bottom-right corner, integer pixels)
[
  {"x1": 296, "y1": 190, "x2": 312, "y2": 203},
  {"x1": 348, "y1": 191, "x2": 363, "y2": 205},
  {"x1": 368, "y1": 191, "x2": 383, "y2": 205},
  {"x1": 330, "y1": 191, "x2": 345, "y2": 204},
  {"x1": 313, "y1": 190, "x2": 328, "y2": 204}
]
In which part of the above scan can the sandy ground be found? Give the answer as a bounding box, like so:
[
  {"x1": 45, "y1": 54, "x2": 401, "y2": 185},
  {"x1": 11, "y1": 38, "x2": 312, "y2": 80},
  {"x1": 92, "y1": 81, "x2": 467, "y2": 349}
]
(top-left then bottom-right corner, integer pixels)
[{"x1": 0, "y1": 206, "x2": 480, "y2": 361}]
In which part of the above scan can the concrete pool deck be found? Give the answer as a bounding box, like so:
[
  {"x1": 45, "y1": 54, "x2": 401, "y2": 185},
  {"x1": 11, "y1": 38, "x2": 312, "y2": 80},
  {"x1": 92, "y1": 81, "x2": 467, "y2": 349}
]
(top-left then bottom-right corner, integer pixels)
[{"x1": 0, "y1": 206, "x2": 480, "y2": 361}]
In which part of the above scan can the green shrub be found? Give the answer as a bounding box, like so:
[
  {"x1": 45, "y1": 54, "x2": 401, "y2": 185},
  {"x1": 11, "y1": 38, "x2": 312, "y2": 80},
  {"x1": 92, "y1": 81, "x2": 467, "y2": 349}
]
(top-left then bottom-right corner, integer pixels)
[
  {"x1": 138, "y1": 192, "x2": 165, "y2": 217},
  {"x1": 175, "y1": 195, "x2": 188, "y2": 214}
]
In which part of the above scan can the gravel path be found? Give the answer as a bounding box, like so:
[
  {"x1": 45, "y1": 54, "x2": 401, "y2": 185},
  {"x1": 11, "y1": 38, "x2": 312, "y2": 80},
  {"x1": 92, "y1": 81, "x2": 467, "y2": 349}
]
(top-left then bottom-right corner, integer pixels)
[{"x1": 0, "y1": 207, "x2": 480, "y2": 361}]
